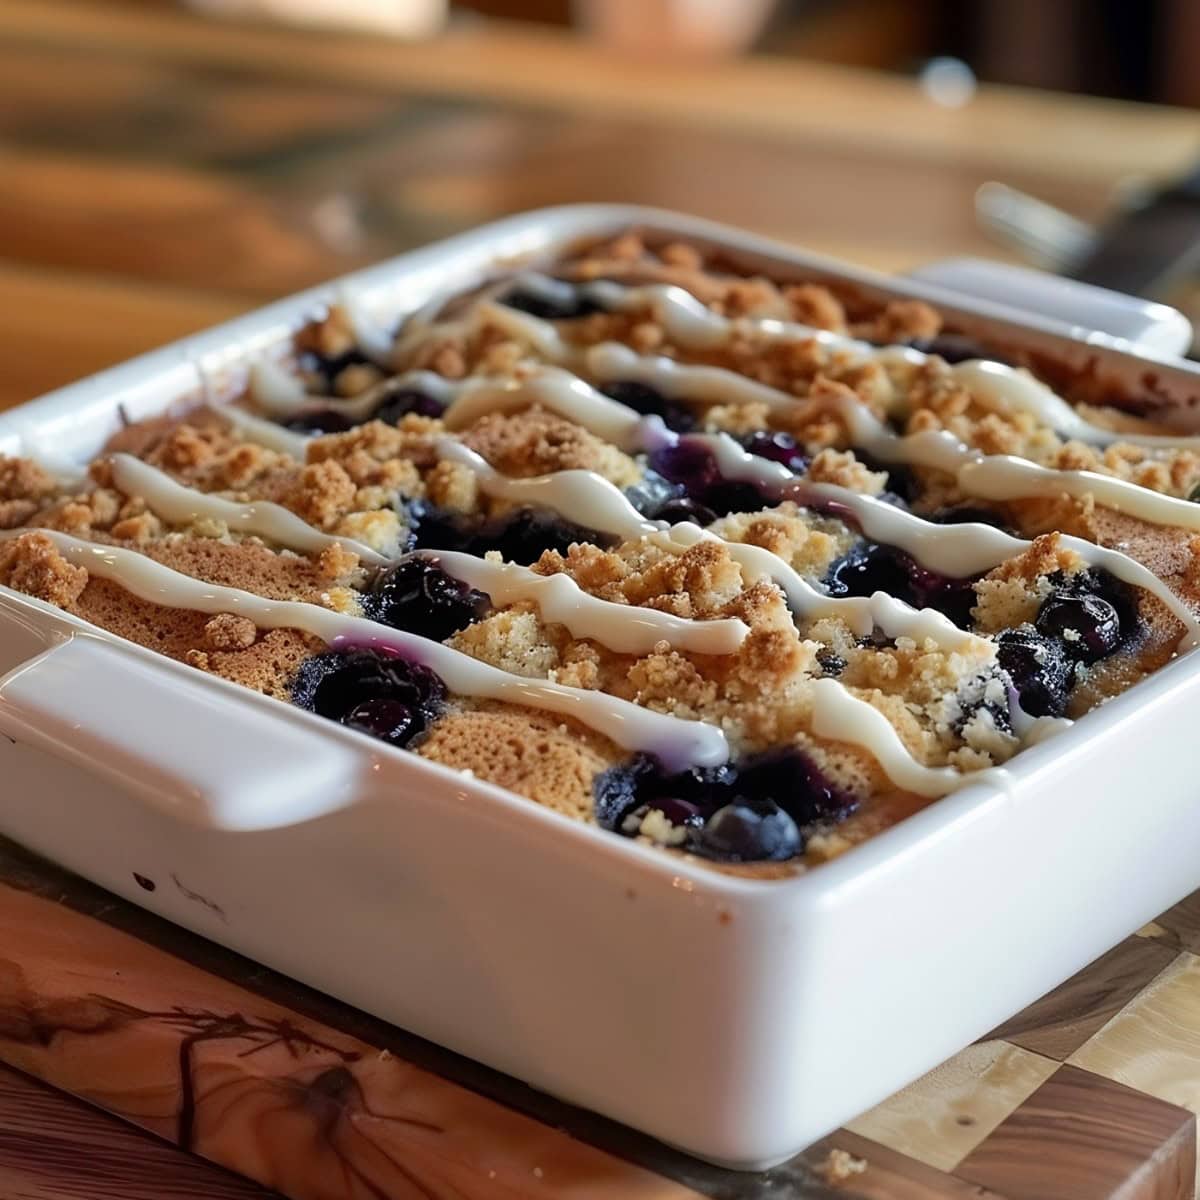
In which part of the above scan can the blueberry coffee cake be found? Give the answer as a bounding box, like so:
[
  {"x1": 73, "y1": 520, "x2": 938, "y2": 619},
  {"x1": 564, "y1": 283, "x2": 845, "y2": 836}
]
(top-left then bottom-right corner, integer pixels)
[{"x1": 3, "y1": 229, "x2": 1200, "y2": 876}]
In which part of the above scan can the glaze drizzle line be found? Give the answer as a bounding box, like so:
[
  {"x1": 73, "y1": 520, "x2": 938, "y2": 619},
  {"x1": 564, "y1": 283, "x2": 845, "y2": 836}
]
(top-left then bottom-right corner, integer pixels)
[{"x1": 8, "y1": 529, "x2": 727, "y2": 772}]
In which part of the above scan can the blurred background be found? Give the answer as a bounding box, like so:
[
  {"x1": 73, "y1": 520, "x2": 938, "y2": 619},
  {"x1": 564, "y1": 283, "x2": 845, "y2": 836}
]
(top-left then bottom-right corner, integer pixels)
[{"x1": 5, "y1": 0, "x2": 1200, "y2": 407}]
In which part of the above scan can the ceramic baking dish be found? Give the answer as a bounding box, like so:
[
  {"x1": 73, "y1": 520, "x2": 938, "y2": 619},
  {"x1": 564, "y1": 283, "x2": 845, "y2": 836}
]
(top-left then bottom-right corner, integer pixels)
[{"x1": 2, "y1": 206, "x2": 1200, "y2": 1170}]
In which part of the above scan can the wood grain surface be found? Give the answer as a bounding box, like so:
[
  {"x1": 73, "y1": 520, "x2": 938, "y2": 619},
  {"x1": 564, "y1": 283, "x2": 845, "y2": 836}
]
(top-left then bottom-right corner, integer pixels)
[
  {"x1": 1, "y1": 0, "x2": 1197, "y2": 411},
  {"x1": 3, "y1": 3, "x2": 1200, "y2": 1196}
]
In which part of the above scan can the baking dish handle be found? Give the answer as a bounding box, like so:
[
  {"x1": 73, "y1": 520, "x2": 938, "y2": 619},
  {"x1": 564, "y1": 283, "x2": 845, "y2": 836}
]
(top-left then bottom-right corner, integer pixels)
[
  {"x1": 907, "y1": 257, "x2": 1194, "y2": 358},
  {"x1": 0, "y1": 635, "x2": 367, "y2": 832}
]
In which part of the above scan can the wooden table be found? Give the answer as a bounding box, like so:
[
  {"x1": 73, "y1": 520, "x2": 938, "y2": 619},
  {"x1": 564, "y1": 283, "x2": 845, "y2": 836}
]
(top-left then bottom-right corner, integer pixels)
[{"x1": 5, "y1": 4, "x2": 1200, "y2": 1196}]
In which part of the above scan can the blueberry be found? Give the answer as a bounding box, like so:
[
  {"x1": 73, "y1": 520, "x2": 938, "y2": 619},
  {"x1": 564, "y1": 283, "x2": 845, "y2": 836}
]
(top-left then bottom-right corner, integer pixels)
[
  {"x1": 1048, "y1": 568, "x2": 1138, "y2": 642},
  {"x1": 650, "y1": 441, "x2": 720, "y2": 493},
  {"x1": 816, "y1": 649, "x2": 846, "y2": 676},
  {"x1": 929, "y1": 506, "x2": 1011, "y2": 529},
  {"x1": 408, "y1": 504, "x2": 610, "y2": 565},
  {"x1": 344, "y1": 698, "x2": 418, "y2": 746},
  {"x1": 475, "y1": 508, "x2": 612, "y2": 565},
  {"x1": 282, "y1": 409, "x2": 354, "y2": 435},
  {"x1": 693, "y1": 800, "x2": 802, "y2": 863},
  {"x1": 292, "y1": 649, "x2": 447, "y2": 746},
  {"x1": 593, "y1": 748, "x2": 850, "y2": 861},
  {"x1": 624, "y1": 469, "x2": 684, "y2": 518},
  {"x1": 825, "y1": 544, "x2": 920, "y2": 606},
  {"x1": 1036, "y1": 593, "x2": 1121, "y2": 663},
  {"x1": 593, "y1": 755, "x2": 657, "y2": 830},
  {"x1": 735, "y1": 748, "x2": 857, "y2": 826},
  {"x1": 653, "y1": 497, "x2": 718, "y2": 526},
  {"x1": 600, "y1": 381, "x2": 696, "y2": 433},
  {"x1": 996, "y1": 629, "x2": 1072, "y2": 718},
  {"x1": 907, "y1": 334, "x2": 1011, "y2": 366},
  {"x1": 298, "y1": 347, "x2": 375, "y2": 393},
  {"x1": 824, "y1": 543, "x2": 979, "y2": 627},
  {"x1": 740, "y1": 430, "x2": 809, "y2": 474},
  {"x1": 648, "y1": 440, "x2": 770, "y2": 517},
  {"x1": 499, "y1": 281, "x2": 603, "y2": 321},
  {"x1": 366, "y1": 556, "x2": 490, "y2": 642},
  {"x1": 373, "y1": 385, "x2": 446, "y2": 425},
  {"x1": 703, "y1": 480, "x2": 769, "y2": 517}
]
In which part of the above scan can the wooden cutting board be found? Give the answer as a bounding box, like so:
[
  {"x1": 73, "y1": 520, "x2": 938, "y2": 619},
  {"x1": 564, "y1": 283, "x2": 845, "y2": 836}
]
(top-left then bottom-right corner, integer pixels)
[{"x1": 0, "y1": 833, "x2": 1196, "y2": 1200}]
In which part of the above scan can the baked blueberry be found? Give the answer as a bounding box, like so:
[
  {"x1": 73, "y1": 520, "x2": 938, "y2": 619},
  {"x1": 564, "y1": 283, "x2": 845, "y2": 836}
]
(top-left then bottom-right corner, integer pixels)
[
  {"x1": 1036, "y1": 593, "x2": 1121, "y2": 663},
  {"x1": 740, "y1": 430, "x2": 809, "y2": 474},
  {"x1": 499, "y1": 280, "x2": 604, "y2": 321},
  {"x1": 648, "y1": 440, "x2": 771, "y2": 517},
  {"x1": 929, "y1": 505, "x2": 1011, "y2": 529},
  {"x1": 409, "y1": 504, "x2": 611, "y2": 565},
  {"x1": 907, "y1": 334, "x2": 1012, "y2": 366},
  {"x1": 624, "y1": 469, "x2": 684, "y2": 517},
  {"x1": 366, "y1": 556, "x2": 490, "y2": 642},
  {"x1": 282, "y1": 409, "x2": 355, "y2": 435},
  {"x1": 996, "y1": 629, "x2": 1072, "y2": 718},
  {"x1": 475, "y1": 508, "x2": 613, "y2": 565},
  {"x1": 824, "y1": 543, "x2": 978, "y2": 627},
  {"x1": 298, "y1": 346, "x2": 375, "y2": 393},
  {"x1": 594, "y1": 748, "x2": 851, "y2": 861},
  {"x1": 652, "y1": 497, "x2": 719, "y2": 526},
  {"x1": 825, "y1": 543, "x2": 919, "y2": 605},
  {"x1": 734, "y1": 748, "x2": 857, "y2": 826},
  {"x1": 343, "y1": 697, "x2": 420, "y2": 746},
  {"x1": 693, "y1": 799, "x2": 802, "y2": 862},
  {"x1": 292, "y1": 649, "x2": 447, "y2": 747},
  {"x1": 372, "y1": 385, "x2": 447, "y2": 424},
  {"x1": 600, "y1": 381, "x2": 696, "y2": 433}
]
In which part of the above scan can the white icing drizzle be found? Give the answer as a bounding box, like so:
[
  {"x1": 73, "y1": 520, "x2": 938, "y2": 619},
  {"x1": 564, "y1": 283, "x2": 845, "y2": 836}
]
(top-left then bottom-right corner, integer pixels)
[
  {"x1": 434, "y1": 439, "x2": 659, "y2": 542},
  {"x1": 653, "y1": 522, "x2": 990, "y2": 655},
  {"x1": 334, "y1": 291, "x2": 398, "y2": 364},
  {"x1": 12, "y1": 529, "x2": 728, "y2": 772},
  {"x1": 235, "y1": 361, "x2": 1200, "y2": 652},
  {"x1": 582, "y1": 345, "x2": 1200, "y2": 534},
  {"x1": 220, "y1": 405, "x2": 312, "y2": 460},
  {"x1": 248, "y1": 359, "x2": 313, "y2": 418},
  {"x1": 391, "y1": 275, "x2": 1200, "y2": 526},
  {"x1": 108, "y1": 454, "x2": 390, "y2": 567},
  {"x1": 441, "y1": 369, "x2": 648, "y2": 449},
  {"x1": 429, "y1": 550, "x2": 748, "y2": 656},
  {"x1": 807, "y1": 678, "x2": 978, "y2": 799}
]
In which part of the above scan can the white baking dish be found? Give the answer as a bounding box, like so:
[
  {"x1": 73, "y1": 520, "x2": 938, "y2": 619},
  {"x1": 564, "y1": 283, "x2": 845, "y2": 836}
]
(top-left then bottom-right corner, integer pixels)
[{"x1": 2, "y1": 206, "x2": 1200, "y2": 1170}]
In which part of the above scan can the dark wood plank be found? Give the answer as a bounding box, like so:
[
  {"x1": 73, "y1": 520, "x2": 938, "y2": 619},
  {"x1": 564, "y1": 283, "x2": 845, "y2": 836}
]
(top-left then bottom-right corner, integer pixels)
[
  {"x1": 798, "y1": 1132, "x2": 1008, "y2": 1199},
  {"x1": 0, "y1": 1064, "x2": 276, "y2": 1200},
  {"x1": 1144, "y1": 892, "x2": 1200, "y2": 956},
  {"x1": 954, "y1": 1064, "x2": 1196, "y2": 1200},
  {"x1": 985, "y1": 936, "x2": 1179, "y2": 1061}
]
